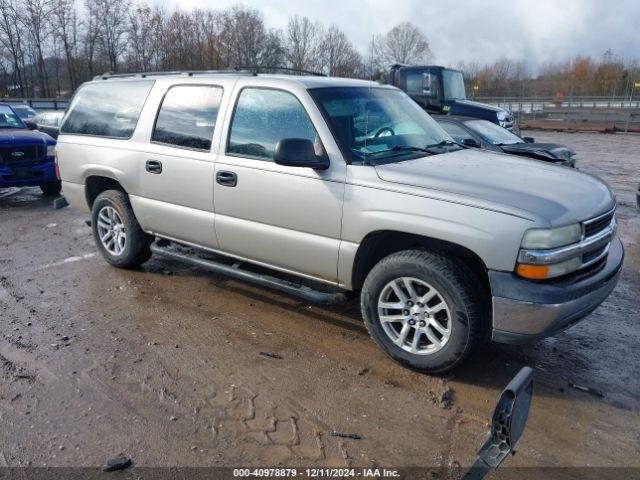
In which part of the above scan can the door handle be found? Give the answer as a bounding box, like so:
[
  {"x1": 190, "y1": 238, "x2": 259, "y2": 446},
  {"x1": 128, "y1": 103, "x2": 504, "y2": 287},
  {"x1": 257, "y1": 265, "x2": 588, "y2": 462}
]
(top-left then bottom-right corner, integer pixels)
[
  {"x1": 145, "y1": 160, "x2": 162, "y2": 174},
  {"x1": 216, "y1": 170, "x2": 237, "y2": 187}
]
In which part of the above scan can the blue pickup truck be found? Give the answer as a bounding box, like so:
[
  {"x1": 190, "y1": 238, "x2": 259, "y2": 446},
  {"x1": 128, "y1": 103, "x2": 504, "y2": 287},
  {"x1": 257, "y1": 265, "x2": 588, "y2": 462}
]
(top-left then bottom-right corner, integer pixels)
[{"x1": 0, "y1": 103, "x2": 60, "y2": 196}]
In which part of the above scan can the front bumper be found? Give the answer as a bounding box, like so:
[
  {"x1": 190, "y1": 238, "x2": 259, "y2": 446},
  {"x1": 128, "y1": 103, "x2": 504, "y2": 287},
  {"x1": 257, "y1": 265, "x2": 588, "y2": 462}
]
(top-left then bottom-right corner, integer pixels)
[
  {"x1": 490, "y1": 236, "x2": 624, "y2": 344},
  {"x1": 0, "y1": 158, "x2": 56, "y2": 187}
]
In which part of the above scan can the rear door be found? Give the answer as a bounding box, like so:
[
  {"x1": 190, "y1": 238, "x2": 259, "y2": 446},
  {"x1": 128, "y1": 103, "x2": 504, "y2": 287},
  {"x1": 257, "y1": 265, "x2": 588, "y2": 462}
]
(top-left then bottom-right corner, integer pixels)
[
  {"x1": 213, "y1": 83, "x2": 346, "y2": 283},
  {"x1": 134, "y1": 83, "x2": 225, "y2": 249}
]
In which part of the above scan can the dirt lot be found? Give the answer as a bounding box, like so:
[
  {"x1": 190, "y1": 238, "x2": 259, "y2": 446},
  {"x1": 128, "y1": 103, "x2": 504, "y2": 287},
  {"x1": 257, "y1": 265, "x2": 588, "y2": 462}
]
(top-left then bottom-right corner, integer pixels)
[{"x1": 0, "y1": 131, "x2": 639, "y2": 476}]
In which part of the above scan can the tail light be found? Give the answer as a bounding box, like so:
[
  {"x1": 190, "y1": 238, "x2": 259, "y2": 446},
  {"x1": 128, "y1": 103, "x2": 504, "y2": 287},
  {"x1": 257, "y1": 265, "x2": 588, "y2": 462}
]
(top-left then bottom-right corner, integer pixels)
[{"x1": 54, "y1": 149, "x2": 60, "y2": 180}]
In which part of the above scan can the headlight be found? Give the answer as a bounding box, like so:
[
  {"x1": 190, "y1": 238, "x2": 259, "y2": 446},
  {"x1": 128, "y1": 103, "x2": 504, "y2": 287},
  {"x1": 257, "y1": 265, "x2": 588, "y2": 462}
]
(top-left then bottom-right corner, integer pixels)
[
  {"x1": 47, "y1": 145, "x2": 55, "y2": 156},
  {"x1": 521, "y1": 224, "x2": 582, "y2": 249},
  {"x1": 497, "y1": 111, "x2": 508, "y2": 121},
  {"x1": 516, "y1": 257, "x2": 582, "y2": 280},
  {"x1": 516, "y1": 223, "x2": 584, "y2": 280}
]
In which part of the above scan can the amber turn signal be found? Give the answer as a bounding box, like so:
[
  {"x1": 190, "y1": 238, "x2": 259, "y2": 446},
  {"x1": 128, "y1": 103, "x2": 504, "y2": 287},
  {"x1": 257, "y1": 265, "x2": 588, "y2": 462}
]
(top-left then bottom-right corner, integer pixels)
[{"x1": 515, "y1": 263, "x2": 550, "y2": 280}]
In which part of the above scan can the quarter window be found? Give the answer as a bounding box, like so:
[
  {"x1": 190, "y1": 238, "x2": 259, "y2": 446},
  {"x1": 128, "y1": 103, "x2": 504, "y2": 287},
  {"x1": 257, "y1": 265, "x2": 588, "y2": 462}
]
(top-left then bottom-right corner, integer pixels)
[
  {"x1": 152, "y1": 85, "x2": 223, "y2": 151},
  {"x1": 227, "y1": 88, "x2": 318, "y2": 161},
  {"x1": 61, "y1": 80, "x2": 154, "y2": 138}
]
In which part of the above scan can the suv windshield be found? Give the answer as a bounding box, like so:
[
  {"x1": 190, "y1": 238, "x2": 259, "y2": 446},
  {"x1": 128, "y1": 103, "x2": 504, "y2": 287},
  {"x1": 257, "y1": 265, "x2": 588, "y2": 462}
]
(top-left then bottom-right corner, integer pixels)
[
  {"x1": 465, "y1": 119, "x2": 523, "y2": 145},
  {"x1": 310, "y1": 87, "x2": 456, "y2": 164},
  {"x1": 0, "y1": 105, "x2": 26, "y2": 129},
  {"x1": 442, "y1": 70, "x2": 466, "y2": 101}
]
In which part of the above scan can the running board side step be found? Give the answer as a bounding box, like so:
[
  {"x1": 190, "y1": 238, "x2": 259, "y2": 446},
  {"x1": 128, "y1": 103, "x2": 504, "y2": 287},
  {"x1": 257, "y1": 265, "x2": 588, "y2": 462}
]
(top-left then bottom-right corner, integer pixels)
[{"x1": 150, "y1": 244, "x2": 347, "y2": 304}]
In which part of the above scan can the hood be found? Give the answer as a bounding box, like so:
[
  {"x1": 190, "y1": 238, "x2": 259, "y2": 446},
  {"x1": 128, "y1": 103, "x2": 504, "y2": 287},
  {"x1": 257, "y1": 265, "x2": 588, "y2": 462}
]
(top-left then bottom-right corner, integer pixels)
[
  {"x1": 500, "y1": 142, "x2": 575, "y2": 161},
  {"x1": 374, "y1": 148, "x2": 614, "y2": 226},
  {"x1": 448, "y1": 99, "x2": 505, "y2": 115},
  {"x1": 0, "y1": 128, "x2": 54, "y2": 145}
]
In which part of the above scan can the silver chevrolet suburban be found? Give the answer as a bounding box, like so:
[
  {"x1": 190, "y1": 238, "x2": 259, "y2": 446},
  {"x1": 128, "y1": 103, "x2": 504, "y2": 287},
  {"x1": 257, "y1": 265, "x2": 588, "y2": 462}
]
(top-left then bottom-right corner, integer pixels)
[{"x1": 56, "y1": 71, "x2": 623, "y2": 372}]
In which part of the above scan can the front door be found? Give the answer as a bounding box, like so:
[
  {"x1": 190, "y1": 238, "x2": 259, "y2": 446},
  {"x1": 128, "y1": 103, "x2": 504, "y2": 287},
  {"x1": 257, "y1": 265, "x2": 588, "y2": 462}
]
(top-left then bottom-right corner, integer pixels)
[{"x1": 213, "y1": 86, "x2": 345, "y2": 283}]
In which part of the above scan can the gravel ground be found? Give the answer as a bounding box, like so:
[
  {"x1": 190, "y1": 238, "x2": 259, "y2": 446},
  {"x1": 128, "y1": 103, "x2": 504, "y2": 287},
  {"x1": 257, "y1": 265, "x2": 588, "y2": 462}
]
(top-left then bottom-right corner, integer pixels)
[{"x1": 0, "y1": 131, "x2": 638, "y2": 477}]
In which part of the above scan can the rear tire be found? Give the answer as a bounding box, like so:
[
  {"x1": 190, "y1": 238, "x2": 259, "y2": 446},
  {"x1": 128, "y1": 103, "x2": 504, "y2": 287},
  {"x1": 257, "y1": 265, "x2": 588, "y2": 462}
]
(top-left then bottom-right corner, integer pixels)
[
  {"x1": 91, "y1": 189, "x2": 152, "y2": 268},
  {"x1": 40, "y1": 180, "x2": 61, "y2": 196},
  {"x1": 361, "y1": 249, "x2": 483, "y2": 373}
]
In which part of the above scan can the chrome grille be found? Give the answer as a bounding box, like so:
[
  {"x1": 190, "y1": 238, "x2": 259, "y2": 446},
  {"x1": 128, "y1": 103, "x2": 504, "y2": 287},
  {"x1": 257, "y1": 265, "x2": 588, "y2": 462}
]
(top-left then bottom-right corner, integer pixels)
[{"x1": 583, "y1": 208, "x2": 615, "y2": 239}]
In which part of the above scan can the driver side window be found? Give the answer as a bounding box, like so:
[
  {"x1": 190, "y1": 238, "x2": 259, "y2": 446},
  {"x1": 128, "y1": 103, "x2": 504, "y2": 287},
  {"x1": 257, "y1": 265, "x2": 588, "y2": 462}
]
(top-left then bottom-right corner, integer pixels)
[{"x1": 227, "y1": 88, "x2": 318, "y2": 161}]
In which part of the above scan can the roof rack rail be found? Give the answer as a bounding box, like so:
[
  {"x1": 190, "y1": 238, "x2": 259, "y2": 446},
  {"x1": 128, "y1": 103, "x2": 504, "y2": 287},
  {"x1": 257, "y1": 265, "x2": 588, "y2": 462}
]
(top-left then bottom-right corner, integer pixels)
[
  {"x1": 94, "y1": 68, "x2": 256, "y2": 80},
  {"x1": 239, "y1": 66, "x2": 327, "y2": 77}
]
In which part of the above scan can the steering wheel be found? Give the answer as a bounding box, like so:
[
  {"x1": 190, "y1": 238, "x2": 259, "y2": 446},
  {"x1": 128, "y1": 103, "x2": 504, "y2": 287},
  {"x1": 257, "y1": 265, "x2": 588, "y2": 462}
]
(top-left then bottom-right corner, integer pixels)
[{"x1": 374, "y1": 126, "x2": 395, "y2": 137}]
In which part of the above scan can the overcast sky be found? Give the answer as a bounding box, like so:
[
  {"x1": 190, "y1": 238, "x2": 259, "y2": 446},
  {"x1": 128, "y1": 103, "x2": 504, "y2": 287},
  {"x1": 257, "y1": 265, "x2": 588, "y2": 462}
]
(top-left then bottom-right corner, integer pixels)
[{"x1": 163, "y1": 0, "x2": 640, "y2": 71}]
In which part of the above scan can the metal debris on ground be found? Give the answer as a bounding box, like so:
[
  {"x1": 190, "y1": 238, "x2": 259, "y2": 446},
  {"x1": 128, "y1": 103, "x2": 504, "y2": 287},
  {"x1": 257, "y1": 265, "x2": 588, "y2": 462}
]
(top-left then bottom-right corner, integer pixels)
[
  {"x1": 259, "y1": 351, "x2": 283, "y2": 359},
  {"x1": 568, "y1": 383, "x2": 604, "y2": 398},
  {"x1": 357, "y1": 367, "x2": 369, "y2": 376},
  {"x1": 330, "y1": 432, "x2": 363, "y2": 440},
  {"x1": 102, "y1": 457, "x2": 132, "y2": 472}
]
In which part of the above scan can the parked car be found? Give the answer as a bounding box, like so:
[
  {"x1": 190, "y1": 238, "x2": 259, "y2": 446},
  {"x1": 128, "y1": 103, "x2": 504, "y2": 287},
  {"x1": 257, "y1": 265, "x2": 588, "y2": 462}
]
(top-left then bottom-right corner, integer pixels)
[
  {"x1": 0, "y1": 102, "x2": 60, "y2": 196},
  {"x1": 435, "y1": 115, "x2": 576, "y2": 167},
  {"x1": 11, "y1": 104, "x2": 37, "y2": 122},
  {"x1": 34, "y1": 111, "x2": 65, "y2": 139},
  {"x1": 57, "y1": 73, "x2": 622, "y2": 373},
  {"x1": 387, "y1": 65, "x2": 516, "y2": 130}
]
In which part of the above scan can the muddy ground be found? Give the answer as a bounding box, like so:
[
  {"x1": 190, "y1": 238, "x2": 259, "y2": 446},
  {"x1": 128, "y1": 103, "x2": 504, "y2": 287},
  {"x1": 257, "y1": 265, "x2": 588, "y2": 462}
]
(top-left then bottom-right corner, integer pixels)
[{"x1": 0, "y1": 131, "x2": 638, "y2": 477}]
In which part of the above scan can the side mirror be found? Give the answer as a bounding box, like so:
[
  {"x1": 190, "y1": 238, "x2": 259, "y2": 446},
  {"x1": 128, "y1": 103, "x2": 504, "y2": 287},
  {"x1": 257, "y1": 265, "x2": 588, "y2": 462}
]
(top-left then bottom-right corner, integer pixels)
[
  {"x1": 463, "y1": 138, "x2": 481, "y2": 148},
  {"x1": 463, "y1": 367, "x2": 534, "y2": 480},
  {"x1": 422, "y1": 72, "x2": 433, "y2": 97},
  {"x1": 523, "y1": 136, "x2": 535, "y2": 143},
  {"x1": 24, "y1": 120, "x2": 38, "y2": 130},
  {"x1": 274, "y1": 138, "x2": 329, "y2": 170}
]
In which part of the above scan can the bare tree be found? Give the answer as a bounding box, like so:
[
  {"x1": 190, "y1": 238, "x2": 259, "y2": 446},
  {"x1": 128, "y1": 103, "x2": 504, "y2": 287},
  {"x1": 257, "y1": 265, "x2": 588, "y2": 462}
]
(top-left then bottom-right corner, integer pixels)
[
  {"x1": 320, "y1": 25, "x2": 362, "y2": 77},
  {"x1": 284, "y1": 16, "x2": 323, "y2": 72},
  {"x1": 218, "y1": 5, "x2": 283, "y2": 68},
  {"x1": 102, "y1": 0, "x2": 129, "y2": 72},
  {"x1": 82, "y1": 0, "x2": 100, "y2": 77},
  {"x1": 22, "y1": 0, "x2": 52, "y2": 96},
  {"x1": 52, "y1": 0, "x2": 78, "y2": 90},
  {"x1": 0, "y1": 0, "x2": 27, "y2": 95},
  {"x1": 375, "y1": 22, "x2": 431, "y2": 66}
]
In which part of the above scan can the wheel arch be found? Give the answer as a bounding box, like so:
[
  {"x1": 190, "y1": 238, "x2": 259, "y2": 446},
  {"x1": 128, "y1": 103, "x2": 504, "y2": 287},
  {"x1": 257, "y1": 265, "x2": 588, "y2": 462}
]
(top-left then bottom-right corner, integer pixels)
[
  {"x1": 85, "y1": 175, "x2": 127, "y2": 210},
  {"x1": 350, "y1": 230, "x2": 491, "y2": 297}
]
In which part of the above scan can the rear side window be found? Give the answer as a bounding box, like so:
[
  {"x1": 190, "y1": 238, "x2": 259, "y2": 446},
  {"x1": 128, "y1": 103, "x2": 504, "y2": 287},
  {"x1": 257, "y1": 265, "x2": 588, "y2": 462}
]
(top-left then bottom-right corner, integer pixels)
[
  {"x1": 61, "y1": 80, "x2": 154, "y2": 138},
  {"x1": 227, "y1": 88, "x2": 317, "y2": 161},
  {"x1": 152, "y1": 85, "x2": 223, "y2": 151}
]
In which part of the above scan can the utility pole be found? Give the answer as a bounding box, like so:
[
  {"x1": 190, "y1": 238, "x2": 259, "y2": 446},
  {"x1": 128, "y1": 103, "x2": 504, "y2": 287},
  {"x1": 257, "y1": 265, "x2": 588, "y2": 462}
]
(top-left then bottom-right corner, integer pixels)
[{"x1": 625, "y1": 81, "x2": 638, "y2": 133}]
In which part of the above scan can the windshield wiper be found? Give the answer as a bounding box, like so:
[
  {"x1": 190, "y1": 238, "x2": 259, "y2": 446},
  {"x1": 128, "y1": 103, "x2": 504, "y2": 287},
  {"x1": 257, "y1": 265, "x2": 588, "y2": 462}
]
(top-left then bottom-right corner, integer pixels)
[
  {"x1": 423, "y1": 140, "x2": 463, "y2": 152},
  {"x1": 365, "y1": 145, "x2": 432, "y2": 158},
  {"x1": 425, "y1": 140, "x2": 457, "y2": 149}
]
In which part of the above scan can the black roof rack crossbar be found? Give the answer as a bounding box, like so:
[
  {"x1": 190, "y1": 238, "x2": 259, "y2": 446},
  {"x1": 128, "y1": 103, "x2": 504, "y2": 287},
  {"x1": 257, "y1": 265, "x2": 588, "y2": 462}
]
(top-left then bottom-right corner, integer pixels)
[
  {"x1": 238, "y1": 66, "x2": 327, "y2": 77},
  {"x1": 94, "y1": 68, "x2": 256, "y2": 80}
]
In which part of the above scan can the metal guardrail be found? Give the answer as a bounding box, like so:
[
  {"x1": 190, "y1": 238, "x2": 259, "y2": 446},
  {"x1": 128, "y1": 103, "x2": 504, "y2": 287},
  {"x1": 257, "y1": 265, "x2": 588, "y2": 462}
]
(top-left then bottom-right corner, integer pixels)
[
  {"x1": 476, "y1": 97, "x2": 640, "y2": 115},
  {"x1": 2, "y1": 98, "x2": 69, "y2": 111}
]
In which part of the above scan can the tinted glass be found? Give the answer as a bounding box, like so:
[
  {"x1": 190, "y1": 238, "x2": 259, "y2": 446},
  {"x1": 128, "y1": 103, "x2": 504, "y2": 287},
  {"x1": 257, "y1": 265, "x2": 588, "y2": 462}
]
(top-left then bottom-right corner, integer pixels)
[
  {"x1": 61, "y1": 80, "x2": 154, "y2": 138},
  {"x1": 465, "y1": 119, "x2": 522, "y2": 145},
  {"x1": 12, "y1": 106, "x2": 35, "y2": 118},
  {"x1": 405, "y1": 73, "x2": 423, "y2": 96},
  {"x1": 310, "y1": 87, "x2": 454, "y2": 164},
  {"x1": 228, "y1": 88, "x2": 317, "y2": 161},
  {"x1": 438, "y1": 121, "x2": 474, "y2": 143},
  {"x1": 442, "y1": 70, "x2": 466, "y2": 101},
  {"x1": 0, "y1": 105, "x2": 25, "y2": 128},
  {"x1": 153, "y1": 85, "x2": 223, "y2": 151}
]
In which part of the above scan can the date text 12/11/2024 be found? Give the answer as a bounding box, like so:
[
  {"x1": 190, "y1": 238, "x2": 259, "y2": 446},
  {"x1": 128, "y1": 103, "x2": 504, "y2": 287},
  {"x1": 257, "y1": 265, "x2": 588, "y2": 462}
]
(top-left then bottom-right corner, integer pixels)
[{"x1": 232, "y1": 469, "x2": 401, "y2": 477}]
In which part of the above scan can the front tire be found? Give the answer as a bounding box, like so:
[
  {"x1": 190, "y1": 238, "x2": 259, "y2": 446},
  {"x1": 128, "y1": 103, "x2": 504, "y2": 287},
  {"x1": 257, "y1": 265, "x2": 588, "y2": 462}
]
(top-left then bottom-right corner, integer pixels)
[
  {"x1": 40, "y1": 180, "x2": 61, "y2": 196},
  {"x1": 91, "y1": 189, "x2": 152, "y2": 268},
  {"x1": 361, "y1": 250, "x2": 483, "y2": 373}
]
